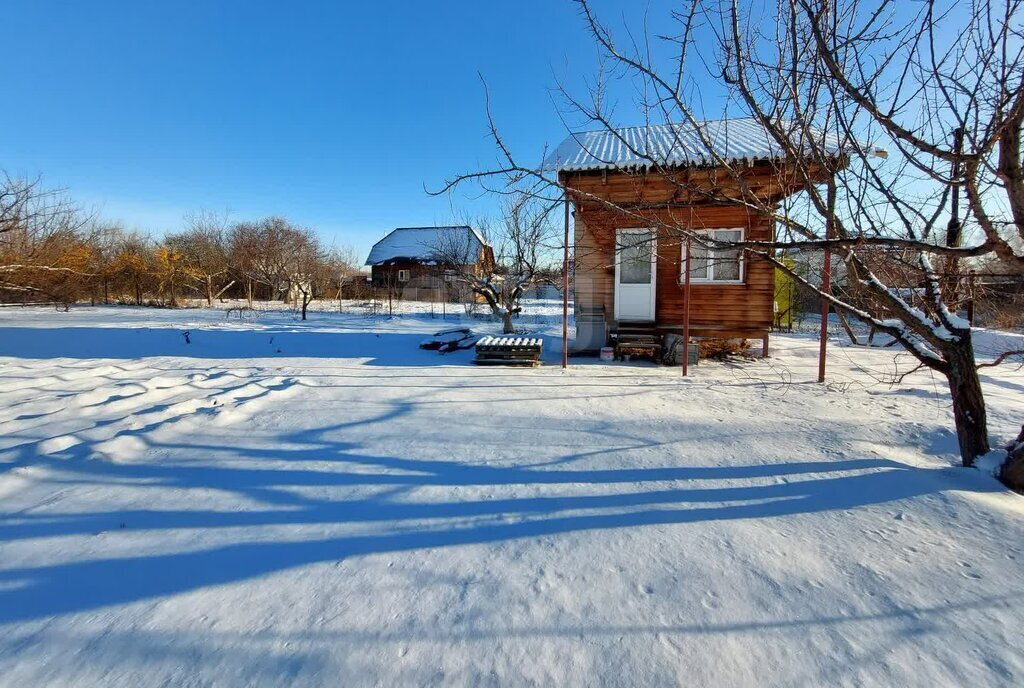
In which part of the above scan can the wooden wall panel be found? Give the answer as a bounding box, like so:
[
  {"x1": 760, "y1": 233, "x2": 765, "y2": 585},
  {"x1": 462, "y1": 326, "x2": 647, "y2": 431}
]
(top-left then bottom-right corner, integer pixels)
[
  {"x1": 573, "y1": 214, "x2": 613, "y2": 315},
  {"x1": 564, "y1": 162, "x2": 824, "y2": 206},
  {"x1": 569, "y1": 171, "x2": 776, "y2": 333}
]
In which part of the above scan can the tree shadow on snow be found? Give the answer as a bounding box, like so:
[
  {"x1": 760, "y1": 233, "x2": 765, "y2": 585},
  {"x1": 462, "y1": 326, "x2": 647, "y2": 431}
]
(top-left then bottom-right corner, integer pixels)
[
  {"x1": 0, "y1": 409, "x2": 1002, "y2": 624},
  {"x1": 0, "y1": 325, "x2": 472, "y2": 366}
]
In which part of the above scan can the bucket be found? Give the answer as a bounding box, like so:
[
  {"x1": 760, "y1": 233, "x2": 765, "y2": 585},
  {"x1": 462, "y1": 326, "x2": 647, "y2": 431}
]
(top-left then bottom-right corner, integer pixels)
[{"x1": 599, "y1": 346, "x2": 615, "y2": 362}]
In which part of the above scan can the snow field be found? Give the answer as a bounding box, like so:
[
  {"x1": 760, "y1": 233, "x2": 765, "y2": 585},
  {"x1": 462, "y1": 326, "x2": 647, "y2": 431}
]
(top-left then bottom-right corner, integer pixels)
[{"x1": 0, "y1": 305, "x2": 1021, "y2": 686}]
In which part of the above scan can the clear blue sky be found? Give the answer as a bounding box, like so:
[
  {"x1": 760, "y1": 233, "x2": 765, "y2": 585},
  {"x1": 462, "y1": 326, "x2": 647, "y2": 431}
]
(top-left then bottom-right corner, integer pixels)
[{"x1": 3, "y1": 0, "x2": 700, "y2": 259}]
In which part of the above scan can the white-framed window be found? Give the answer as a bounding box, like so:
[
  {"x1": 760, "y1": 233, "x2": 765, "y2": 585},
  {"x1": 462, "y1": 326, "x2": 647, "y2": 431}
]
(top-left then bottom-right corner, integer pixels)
[
  {"x1": 682, "y1": 228, "x2": 744, "y2": 284},
  {"x1": 443, "y1": 270, "x2": 455, "y2": 283},
  {"x1": 397, "y1": 269, "x2": 411, "y2": 283}
]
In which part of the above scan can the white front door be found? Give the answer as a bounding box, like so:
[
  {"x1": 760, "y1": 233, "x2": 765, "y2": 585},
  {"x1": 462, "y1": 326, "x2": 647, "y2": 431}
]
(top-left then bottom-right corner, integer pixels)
[{"x1": 614, "y1": 228, "x2": 656, "y2": 321}]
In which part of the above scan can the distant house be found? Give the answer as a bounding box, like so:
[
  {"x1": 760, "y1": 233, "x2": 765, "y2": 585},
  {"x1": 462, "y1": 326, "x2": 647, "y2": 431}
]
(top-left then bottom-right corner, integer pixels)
[{"x1": 365, "y1": 226, "x2": 494, "y2": 294}]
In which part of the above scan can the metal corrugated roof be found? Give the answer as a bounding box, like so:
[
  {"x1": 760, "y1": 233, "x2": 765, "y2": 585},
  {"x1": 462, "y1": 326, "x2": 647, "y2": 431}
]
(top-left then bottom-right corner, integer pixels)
[
  {"x1": 544, "y1": 117, "x2": 869, "y2": 172},
  {"x1": 365, "y1": 226, "x2": 487, "y2": 266}
]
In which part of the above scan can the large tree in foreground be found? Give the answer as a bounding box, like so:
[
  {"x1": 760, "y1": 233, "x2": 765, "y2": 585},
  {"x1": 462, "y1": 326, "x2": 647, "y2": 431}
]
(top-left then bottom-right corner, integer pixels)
[{"x1": 438, "y1": 0, "x2": 1024, "y2": 475}]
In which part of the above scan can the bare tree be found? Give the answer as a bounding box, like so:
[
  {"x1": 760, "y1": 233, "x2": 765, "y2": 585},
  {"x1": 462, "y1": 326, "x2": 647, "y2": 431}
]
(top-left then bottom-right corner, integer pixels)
[
  {"x1": 281, "y1": 225, "x2": 325, "y2": 320},
  {"x1": 0, "y1": 173, "x2": 93, "y2": 303},
  {"x1": 434, "y1": 196, "x2": 556, "y2": 333},
  {"x1": 87, "y1": 223, "x2": 127, "y2": 305},
  {"x1": 153, "y1": 242, "x2": 185, "y2": 307},
  {"x1": 1, "y1": 177, "x2": 346, "y2": 316},
  {"x1": 112, "y1": 231, "x2": 154, "y2": 305},
  {"x1": 323, "y1": 245, "x2": 362, "y2": 311},
  {"x1": 227, "y1": 221, "x2": 262, "y2": 306},
  {"x1": 169, "y1": 211, "x2": 232, "y2": 306},
  {"x1": 435, "y1": 0, "x2": 1024, "y2": 474},
  {"x1": 244, "y1": 217, "x2": 295, "y2": 302}
]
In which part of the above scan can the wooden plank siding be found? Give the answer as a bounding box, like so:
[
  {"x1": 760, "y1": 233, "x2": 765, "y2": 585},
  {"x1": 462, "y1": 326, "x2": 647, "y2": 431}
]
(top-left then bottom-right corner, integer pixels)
[
  {"x1": 370, "y1": 245, "x2": 494, "y2": 288},
  {"x1": 370, "y1": 264, "x2": 450, "y2": 287},
  {"x1": 565, "y1": 168, "x2": 793, "y2": 334}
]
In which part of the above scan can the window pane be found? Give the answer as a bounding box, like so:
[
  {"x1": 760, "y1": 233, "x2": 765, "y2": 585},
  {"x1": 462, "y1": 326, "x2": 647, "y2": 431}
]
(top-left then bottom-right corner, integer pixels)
[
  {"x1": 714, "y1": 248, "x2": 741, "y2": 280},
  {"x1": 712, "y1": 229, "x2": 742, "y2": 281},
  {"x1": 688, "y1": 245, "x2": 709, "y2": 280},
  {"x1": 619, "y1": 234, "x2": 653, "y2": 284}
]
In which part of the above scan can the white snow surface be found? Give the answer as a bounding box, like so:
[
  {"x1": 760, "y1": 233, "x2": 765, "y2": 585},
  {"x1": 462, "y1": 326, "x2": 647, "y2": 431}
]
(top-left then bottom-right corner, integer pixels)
[
  {"x1": 0, "y1": 305, "x2": 1022, "y2": 687},
  {"x1": 477, "y1": 336, "x2": 543, "y2": 347}
]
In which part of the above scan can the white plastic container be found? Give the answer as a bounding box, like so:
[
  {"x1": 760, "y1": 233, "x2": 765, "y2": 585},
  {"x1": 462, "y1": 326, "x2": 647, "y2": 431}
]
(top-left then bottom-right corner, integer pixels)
[{"x1": 599, "y1": 346, "x2": 615, "y2": 362}]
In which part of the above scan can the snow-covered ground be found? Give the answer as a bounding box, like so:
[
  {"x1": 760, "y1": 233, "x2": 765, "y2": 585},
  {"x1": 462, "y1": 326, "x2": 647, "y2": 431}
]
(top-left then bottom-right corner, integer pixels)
[{"x1": 0, "y1": 304, "x2": 1022, "y2": 687}]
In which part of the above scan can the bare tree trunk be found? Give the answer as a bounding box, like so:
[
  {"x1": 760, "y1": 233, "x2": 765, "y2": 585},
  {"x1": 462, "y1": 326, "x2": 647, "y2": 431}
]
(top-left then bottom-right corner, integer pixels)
[
  {"x1": 836, "y1": 310, "x2": 861, "y2": 346},
  {"x1": 214, "y1": 280, "x2": 235, "y2": 301},
  {"x1": 945, "y1": 336, "x2": 990, "y2": 466},
  {"x1": 501, "y1": 309, "x2": 515, "y2": 334},
  {"x1": 301, "y1": 291, "x2": 311, "y2": 320},
  {"x1": 246, "y1": 279, "x2": 253, "y2": 307}
]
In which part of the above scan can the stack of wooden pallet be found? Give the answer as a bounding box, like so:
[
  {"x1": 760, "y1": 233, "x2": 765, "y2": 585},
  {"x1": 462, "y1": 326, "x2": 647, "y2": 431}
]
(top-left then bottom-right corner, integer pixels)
[{"x1": 474, "y1": 336, "x2": 543, "y2": 366}]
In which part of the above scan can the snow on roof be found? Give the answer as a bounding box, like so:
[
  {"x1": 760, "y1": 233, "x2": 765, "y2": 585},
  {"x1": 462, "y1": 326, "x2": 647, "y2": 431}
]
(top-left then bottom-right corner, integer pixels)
[
  {"x1": 365, "y1": 226, "x2": 487, "y2": 266},
  {"x1": 544, "y1": 117, "x2": 884, "y2": 172}
]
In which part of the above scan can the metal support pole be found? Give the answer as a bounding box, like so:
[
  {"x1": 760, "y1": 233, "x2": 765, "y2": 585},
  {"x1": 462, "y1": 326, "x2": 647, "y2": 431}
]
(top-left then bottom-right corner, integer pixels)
[
  {"x1": 817, "y1": 247, "x2": 832, "y2": 383},
  {"x1": 682, "y1": 237, "x2": 692, "y2": 377},
  {"x1": 562, "y1": 194, "x2": 570, "y2": 370}
]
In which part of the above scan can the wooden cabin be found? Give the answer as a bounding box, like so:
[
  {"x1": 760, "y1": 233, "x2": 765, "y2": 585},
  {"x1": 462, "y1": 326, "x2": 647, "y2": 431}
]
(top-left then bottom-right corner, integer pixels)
[
  {"x1": 365, "y1": 226, "x2": 494, "y2": 297},
  {"x1": 548, "y1": 118, "x2": 835, "y2": 356}
]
